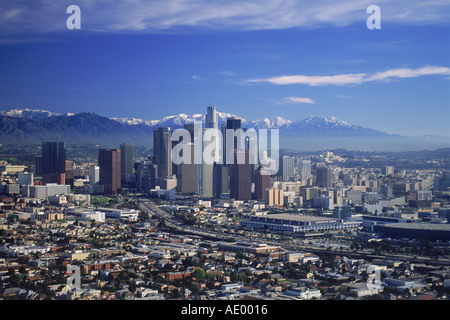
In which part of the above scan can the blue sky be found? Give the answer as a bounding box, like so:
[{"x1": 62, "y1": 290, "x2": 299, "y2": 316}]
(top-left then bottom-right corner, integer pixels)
[{"x1": 0, "y1": 0, "x2": 449, "y2": 137}]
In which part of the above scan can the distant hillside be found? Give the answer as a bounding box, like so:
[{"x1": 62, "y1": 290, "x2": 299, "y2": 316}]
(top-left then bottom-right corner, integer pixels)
[
  {"x1": 1, "y1": 107, "x2": 448, "y2": 151},
  {"x1": 0, "y1": 112, "x2": 154, "y2": 145}
]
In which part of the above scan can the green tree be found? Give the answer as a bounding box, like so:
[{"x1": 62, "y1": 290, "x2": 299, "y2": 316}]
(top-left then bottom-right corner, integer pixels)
[{"x1": 192, "y1": 268, "x2": 206, "y2": 280}]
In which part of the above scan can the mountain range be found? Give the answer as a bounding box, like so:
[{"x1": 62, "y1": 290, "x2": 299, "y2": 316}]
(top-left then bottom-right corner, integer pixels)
[{"x1": 0, "y1": 107, "x2": 447, "y2": 151}]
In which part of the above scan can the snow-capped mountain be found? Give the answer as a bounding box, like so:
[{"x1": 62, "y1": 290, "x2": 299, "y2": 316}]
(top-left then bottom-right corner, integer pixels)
[
  {"x1": 0, "y1": 107, "x2": 359, "y2": 132},
  {"x1": 113, "y1": 112, "x2": 294, "y2": 130},
  {"x1": 0, "y1": 107, "x2": 394, "y2": 146},
  {"x1": 0, "y1": 108, "x2": 66, "y2": 120}
]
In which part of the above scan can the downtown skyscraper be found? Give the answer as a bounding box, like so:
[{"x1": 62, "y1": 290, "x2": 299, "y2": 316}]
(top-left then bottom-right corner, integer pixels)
[
  {"x1": 120, "y1": 143, "x2": 133, "y2": 187},
  {"x1": 199, "y1": 106, "x2": 219, "y2": 198},
  {"x1": 153, "y1": 127, "x2": 172, "y2": 179},
  {"x1": 230, "y1": 149, "x2": 252, "y2": 201},
  {"x1": 41, "y1": 142, "x2": 66, "y2": 185},
  {"x1": 98, "y1": 148, "x2": 121, "y2": 194},
  {"x1": 316, "y1": 163, "x2": 332, "y2": 188},
  {"x1": 279, "y1": 156, "x2": 295, "y2": 182},
  {"x1": 297, "y1": 159, "x2": 312, "y2": 179}
]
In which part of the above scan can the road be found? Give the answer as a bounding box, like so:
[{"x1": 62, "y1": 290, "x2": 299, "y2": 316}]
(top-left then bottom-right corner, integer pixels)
[{"x1": 137, "y1": 198, "x2": 450, "y2": 266}]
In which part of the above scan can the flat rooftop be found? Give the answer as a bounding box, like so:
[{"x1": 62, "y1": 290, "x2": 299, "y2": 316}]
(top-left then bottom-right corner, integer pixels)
[
  {"x1": 258, "y1": 214, "x2": 337, "y2": 222},
  {"x1": 380, "y1": 223, "x2": 450, "y2": 231}
]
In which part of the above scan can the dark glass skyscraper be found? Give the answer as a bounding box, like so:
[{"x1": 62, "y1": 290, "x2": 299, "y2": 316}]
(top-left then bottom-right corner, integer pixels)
[
  {"x1": 153, "y1": 127, "x2": 172, "y2": 179},
  {"x1": 316, "y1": 163, "x2": 332, "y2": 188},
  {"x1": 120, "y1": 143, "x2": 133, "y2": 187},
  {"x1": 255, "y1": 166, "x2": 271, "y2": 201},
  {"x1": 226, "y1": 117, "x2": 242, "y2": 131},
  {"x1": 230, "y1": 149, "x2": 252, "y2": 200},
  {"x1": 41, "y1": 142, "x2": 66, "y2": 184},
  {"x1": 98, "y1": 148, "x2": 121, "y2": 194},
  {"x1": 42, "y1": 142, "x2": 66, "y2": 174}
]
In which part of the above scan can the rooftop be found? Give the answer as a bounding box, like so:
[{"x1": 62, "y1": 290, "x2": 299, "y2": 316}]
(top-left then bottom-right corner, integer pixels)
[{"x1": 256, "y1": 214, "x2": 338, "y2": 222}]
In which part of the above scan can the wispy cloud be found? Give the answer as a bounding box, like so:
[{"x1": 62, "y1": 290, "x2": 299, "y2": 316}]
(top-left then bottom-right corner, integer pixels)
[
  {"x1": 278, "y1": 97, "x2": 316, "y2": 104},
  {"x1": 246, "y1": 65, "x2": 450, "y2": 86},
  {"x1": 0, "y1": 0, "x2": 448, "y2": 37},
  {"x1": 249, "y1": 73, "x2": 367, "y2": 86},
  {"x1": 220, "y1": 71, "x2": 238, "y2": 77},
  {"x1": 367, "y1": 66, "x2": 450, "y2": 82},
  {"x1": 191, "y1": 75, "x2": 203, "y2": 81}
]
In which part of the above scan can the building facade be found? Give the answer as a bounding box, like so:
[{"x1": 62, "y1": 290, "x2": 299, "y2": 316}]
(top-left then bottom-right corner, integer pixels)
[{"x1": 98, "y1": 148, "x2": 121, "y2": 194}]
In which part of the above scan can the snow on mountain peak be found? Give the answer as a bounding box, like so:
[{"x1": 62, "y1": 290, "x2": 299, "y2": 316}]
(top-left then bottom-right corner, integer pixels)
[{"x1": 0, "y1": 107, "x2": 360, "y2": 132}]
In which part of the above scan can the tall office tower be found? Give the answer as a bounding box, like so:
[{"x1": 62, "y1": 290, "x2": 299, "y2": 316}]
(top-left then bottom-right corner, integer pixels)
[
  {"x1": 223, "y1": 117, "x2": 242, "y2": 164},
  {"x1": 213, "y1": 163, "x2": 230, "y2": 198},
  {"x1": 120, "y1": 143, "x2": 133, "y2": 187},
  {"x1": 42, "y1": 142, "x2": 66, "y2": 185},
  {"x1": 205, "y1": 106, "x2": 220, "y2": 163},
  {"x1": 226, "y1": 117, "x2": 242, "y2": 131},
  {"x1": 206, "y1": 105, "x2": 218, "y2": 129},
  {"x1": 89, "y1": 166, "x2": 99, "y2": 185},
  {"x1": 153, "y1": 127, "x2": 172, "y2": 179},
  {"x1": 316, "y1": 163, "x2": 332, "y2": 188},
  {"x1": 381, "y1": 166, "x2": 394, "y2": 176},
  {"x1": 35, "y1": 155, "x2": 42, "y2": 176},
  {"x1": 98, "y1": 148, "x2": 121, "y2": 194},
  {"x1": 254, "y1": 166, "x2": 271, "y2": 201},
  {"x1": 230, "y1": 149, "x2": 252, "y2": 200},
  {"x1": 136, "y1": 159, "x2": 158, "y2": 192},
  {"x1": 65, "y1": 160, "x2": 75, "y2": 187},
  {"x1": 177, "y1": 142, "x2": 197, "y2": 194},
  {"x1": 200, "y1": 128, "x2": 214, "y2": 198},
  {"x1": 279, "y1": 156, "x2": 295, "y2": 182},
  {"x1": 297, "y1": 159, "x2": 312, "y2": 179},
  {"x1": 177, "y1": 123, "x2": 201, "y2": 194}
]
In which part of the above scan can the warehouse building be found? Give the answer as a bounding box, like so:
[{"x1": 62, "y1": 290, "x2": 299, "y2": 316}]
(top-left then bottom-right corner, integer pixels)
[
  {"x1": 373, "y1": 223, "x2": 450, "y2": 241},
  {"x1": 240, "y1": 214, "x2": 362, "y2": 233}
]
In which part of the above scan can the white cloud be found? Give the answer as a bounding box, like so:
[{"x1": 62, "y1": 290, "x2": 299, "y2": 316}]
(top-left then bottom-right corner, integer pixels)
[
  {"x1": 367, "y1": 65, "x2": 450, "y2": 82},
  {"x1": 279, "y1": 97, "x2": 316, "y2": 104},
  {"x1": 220, "y1": 71, "x2": 238, "y2": 77},
  {"x1": 247, "y1": 66, "x2": 450, "y2": 86},
  {"x1": 248, "y1": 73, "x2": 367, "y2": 86},
  {"x1": 191, "y1": 75, "x2": 203, "y2": 81},
  {"x1": 0, "y1": 0, "x2": 448, "y2": 36}
]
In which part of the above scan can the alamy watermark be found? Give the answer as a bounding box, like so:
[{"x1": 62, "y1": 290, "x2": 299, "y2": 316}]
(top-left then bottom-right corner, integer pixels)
[
  {"x1": 367, "y1": 5, "x2": 381, "y2": 29},
  {"x1": 366, "y1": 265, "x2": 383, "y2": 289},
  {"x1": 171, "y1": 122, "x2": 279, "y2": 176},
  {"x1": 66, "y1": 265, "x2": 81, "y2": 291},
  {"x1": 66, "y1": 5, "x2": 81, "y2": 30},
  {"x1": 66, "y1": 5, "x2": 381, "y2": 31}
]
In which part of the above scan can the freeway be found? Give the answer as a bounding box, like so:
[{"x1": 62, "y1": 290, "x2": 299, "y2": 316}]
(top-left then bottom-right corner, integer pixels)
[
  {"x1": 138, "y1": 198, "x2": 233, "y2": 240},
  {"x1": 136, "y1": 198, "x2": 450, "y2": 266}
]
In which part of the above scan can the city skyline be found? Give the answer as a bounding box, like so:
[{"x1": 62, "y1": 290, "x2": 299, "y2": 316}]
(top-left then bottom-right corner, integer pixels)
[
  {"x1": 0, "y1": 0, "x2": 449, "y2": 138},
  {"x1": 1, "y1": 2, "x2": 450, "y2": 306}
]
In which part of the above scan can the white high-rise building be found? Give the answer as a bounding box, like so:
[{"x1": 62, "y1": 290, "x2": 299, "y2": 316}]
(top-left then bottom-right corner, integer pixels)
[
  {"x1": 297, "y1": 160, "x2": 312, "y2": 179},
  {"x1": 280, "y1": 156, "x2": 295, "y2": 181},
  {"x1": 205, "y1": 105, "x2": 220, "y2": 163},
  {"x1": 89, "y1": 166, "x2": 99, "y2": 185}
]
